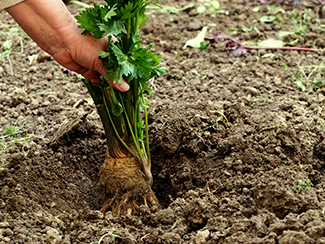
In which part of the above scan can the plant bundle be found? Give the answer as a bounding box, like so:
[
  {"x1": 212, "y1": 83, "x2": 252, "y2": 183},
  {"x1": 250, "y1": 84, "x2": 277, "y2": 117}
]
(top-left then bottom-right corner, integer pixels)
[{"x1": 76, "y1": 0, "x2": 166, "y2": 215}]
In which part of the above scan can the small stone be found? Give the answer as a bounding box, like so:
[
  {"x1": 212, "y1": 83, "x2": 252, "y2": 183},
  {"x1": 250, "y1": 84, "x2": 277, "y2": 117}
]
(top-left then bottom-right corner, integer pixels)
[
  {"x1": 62, "y1": 235, "x2": 71, "y2": 244},
  {"x1": 1, "y1": 185, "x2": 9, "y2": 197},
  {"x1": 274, "y1": 76, "x2": 282, "y2": 86},
  {"x1": 9, "y1": 88, "x2": 30, "y2": 106},
  {"x1": 0, "y1": 168, "x2": 8, "y2": 177},
  {"x1": 46, "y1": 226, "x2": 62, "y2": 244},
  {"x1": 247, "y1": 87, "x2": 259, "y2": 96},
  {"x1": 43, "y1": 100, "x2": 51, "y2": 106},
  {"x1": 0, "y1": 222, "x2": 10, "y2": 228},
  {"x1": 0, "y1": 199, "x2": 5, "y2": 208},
  {"x1": 2, "y1": 237, "x2": 11, "y2": 243},
  {"x1": 196, "y1": 230, "x2": 209, "y2": 244},
  {"x1": 188, "y1": 9, "x2": 198, "y2": 16},
  {"x1": 238, "y1": 96, "x2": 250, "y2": 105},
  {"x1": 292, "y1": 105, "x2": 305, "y2": 116},
  {"x1": 319, "y1": 94, "x2": 325, "y2": 104},
  {"x1": 84, "y1": 210, "x2": 104, "y2": 220},
  {"x1": 3, "y1": 228, "x2": 13, "y2": 237},
  {"x1": 30, "y1": 98, "x2": 39, "y2": 110},
  {"x1": 188, "y1": 20, "x2": 201, "y2": 31}
]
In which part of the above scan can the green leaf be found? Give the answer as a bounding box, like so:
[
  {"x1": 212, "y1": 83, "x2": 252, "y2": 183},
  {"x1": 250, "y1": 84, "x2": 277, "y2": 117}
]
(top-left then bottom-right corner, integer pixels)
[
  {"x1": 183, "y1": 26, "x2": 208, "y2": 49},
  {"x1": 267, "y1": 6, "x2": 285, "y2": 14},
  {"x1": 120, "y1": 1, "x2": 137, "y2": 20},
  {"x1": 278, "y1": 31, "x2": 294, "y2": 37},
  {"x1": 2, "y1": 39, "x2": 12, "y2": 50},
  {"x1": 4, "y1": 125, "x2": 16, "y2": 136},
  {"x1": 76, "y1": 5, "x2": 126, "y2": 38},
  {"x1": 112, "y1": 102, "x2": 123, "y2": 116},
  {"x1": 313, "y1": 77, "x2": 325, "y2": 90},
  {"x1": 200, "y1": 40, "x2": 210, "y2": 52},
  {"x1": 262, "y1": 53, "x2": 276, "y2": 58},
  {"x1": 293, "y1": 75, "x2": 306, "y2": 92},
  {"x1": 196, "y1": 5, "x2": 206, "y2": 14},
  {"x1": 242, "y1": 27, "x2": 254, "y2": 33},
  {"x1": 103, "y1": 4, "x2": 117, "y2": 21},
  {"x1": 210, "y1": 0, "x2": 220, "y2": 9},
  {"x1": 258, "y1": 39, "x2": 285, "y2": 48},
  {"x1": 98, "y1": 50, "x2": 111, "y2": 59},
  {"x1": 256, "y1": 15, "x2": 285, "y2": 23},
  {"x1": 252, "y1": 6, "x2": 259, "y2": 12},
  {"x1": 111, "y1": 44, "x2": 127, "y2": 64}
]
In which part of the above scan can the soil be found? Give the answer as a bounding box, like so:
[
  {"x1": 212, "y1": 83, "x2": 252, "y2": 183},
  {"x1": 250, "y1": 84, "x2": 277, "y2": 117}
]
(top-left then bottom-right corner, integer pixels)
[{"x1": 1, "y1": 0, "x2": 325, "y2": 243}]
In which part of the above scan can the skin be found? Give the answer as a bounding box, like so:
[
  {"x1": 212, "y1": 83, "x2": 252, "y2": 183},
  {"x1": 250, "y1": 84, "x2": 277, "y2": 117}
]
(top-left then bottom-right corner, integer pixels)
[{"x1": 6, "y1": 0, "x2": 130, "y2": 92}]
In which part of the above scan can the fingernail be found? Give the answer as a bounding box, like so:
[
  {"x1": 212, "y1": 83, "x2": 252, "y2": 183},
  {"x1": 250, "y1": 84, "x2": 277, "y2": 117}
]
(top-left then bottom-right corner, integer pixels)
[{"x1": 119, "y1": 82, "x2": 130, "y2": 92}]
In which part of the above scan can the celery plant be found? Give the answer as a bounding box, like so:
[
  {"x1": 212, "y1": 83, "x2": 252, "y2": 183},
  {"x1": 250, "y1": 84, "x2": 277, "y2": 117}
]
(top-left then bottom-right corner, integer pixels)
[{"x1": 76, "y1": 0, "x2": 165, "y2": 181}]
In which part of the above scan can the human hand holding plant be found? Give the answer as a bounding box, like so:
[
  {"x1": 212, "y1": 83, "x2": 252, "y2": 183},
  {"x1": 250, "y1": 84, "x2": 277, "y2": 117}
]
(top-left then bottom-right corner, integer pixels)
[{"x1": 6, "y1": 0, "x2": 129, "y2": 91}]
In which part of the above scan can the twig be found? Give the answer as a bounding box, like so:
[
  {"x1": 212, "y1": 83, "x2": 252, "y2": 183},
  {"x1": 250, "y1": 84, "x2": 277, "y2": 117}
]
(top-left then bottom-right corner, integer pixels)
[{"x1": 205, "y1": 33, "x2": 317, "y2": 57}]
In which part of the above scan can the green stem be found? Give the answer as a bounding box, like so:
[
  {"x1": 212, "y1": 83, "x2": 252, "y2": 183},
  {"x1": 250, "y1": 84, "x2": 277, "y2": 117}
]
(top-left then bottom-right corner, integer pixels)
[
  {"x1": 103, "y1": 86, "x2": 128, "y2": 140},
  {"x1": 132, "y1": 79, "x2": 139, "y2": 143},
  {"x1": 97, "y1": 104, "x2": 125, "y2": 158},
  {"x1": 125, "y1": 18, "x2": 132, "y2": 52},
  {"x1": 102, "y1": 89, "x2": 140, "y2": 160},
  {"x1": 142, "y1": 94, "x2": 151, "y2": 169},
  {"x1": 118, "y1": 92, "x2": 146, "y2": 165},
  {"x1": 83, "y1": 79, "x2": 101, "y2": 105},
  {"x1": 83, "y1": 80, "x2": 126, "y2": 158}
]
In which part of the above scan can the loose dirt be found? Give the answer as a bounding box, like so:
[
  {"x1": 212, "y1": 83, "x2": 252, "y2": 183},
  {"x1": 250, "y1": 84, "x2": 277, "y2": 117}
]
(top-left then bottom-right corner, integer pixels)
[{"x1": 1, "y1": 0, "x2": 325, "y2": 243}]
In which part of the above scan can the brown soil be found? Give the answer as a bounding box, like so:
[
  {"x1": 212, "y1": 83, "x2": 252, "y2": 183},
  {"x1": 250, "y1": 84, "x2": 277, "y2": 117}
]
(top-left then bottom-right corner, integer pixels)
[{"x1": 1, "y1": 0, "x2": 325, "y2": 243}]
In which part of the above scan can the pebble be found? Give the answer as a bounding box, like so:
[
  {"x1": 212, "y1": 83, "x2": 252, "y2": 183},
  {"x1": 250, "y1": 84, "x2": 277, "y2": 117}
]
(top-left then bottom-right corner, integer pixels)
[
  {"x1": 238, "y1": 96, "x2": 250, "y2": 105},
  {"x1": 46, "y1": 226, "x2": 62, "y2": 244},
  {"x1": 247, "y1": 87, "x2": 259, "y2": 96},
  {"x1": 274, "y1": 76, "x2": 282, "y2": 86},
  {"x1": 30, "y1": 98, "x2": 39, "y2": 110},
  {"x1": 196, "y1": 230, "x2": 209, "y2": 244},
  {"x1": 292, "y1": 105, "x2": 306, "y2": 116},
  {"x1": 319, "y1": 94, "x2": 325, "y2": 104},
  {"x1": 0, "y1": 199, "x2": 5, "y2": 208},
  {"x1": 0, "y1": 223, "x2": 9, "y2": 228},
  {"x1": 9, "y1": 88, "x2": 30, "y2": 106},
  {"x1": 188, "y1": 20, "x2": 202, "y2": 31},
  {"x1": 1, "y1": 185, "x2": 10, "y2": 197},
  {"x1": 2, "y1": 228, "x2": 13, "y2": 237},
  {"x1": 0, "y1": 168, "x2": 8, "y2": 177}
]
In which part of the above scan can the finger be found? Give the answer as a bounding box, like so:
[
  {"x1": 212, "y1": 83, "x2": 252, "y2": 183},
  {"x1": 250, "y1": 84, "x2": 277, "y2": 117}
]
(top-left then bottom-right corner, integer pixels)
[
  {"x1": 96, "y1": 64, "x2": 130, "y2": 92},
  {"x1": 107, "y1": 79, "x2": 130, "y2": 92}
]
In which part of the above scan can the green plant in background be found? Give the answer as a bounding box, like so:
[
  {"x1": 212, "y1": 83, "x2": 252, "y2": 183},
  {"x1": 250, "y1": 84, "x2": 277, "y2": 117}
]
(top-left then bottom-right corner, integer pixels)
[
  {"x1": 281, "y1": 62, "x2": 325, "y2": 91},
  {"x1": 75, "y1": 0, "x2": 166, "y2": 215},
  {"x1": 284, "y1": 8, "x2": 325, "y2": 37},
  {"x1": 267, "y1": 5, "x2": 285, "y2": 14},
  {"x1": 242, "y1": 26, "x2": 261, "y2": 35},
  {"x1": 146, "y1": 0, "x2": 228, "y2": 16},
  {"x1": 295, "y1": 179, "x2": 311, "y2": 193},
  {"x1": 254, "y1": 15, "x2": 285, "y2": 24},
  {"x1": 196, "y1": 0, "x2": 228, "y2": 16},
  {"x1": 0, "y1": 26, "x2": 24, "y2": 75},
  {"x1": 0, "y1": 124, "x2": 31, "y2": 161}
]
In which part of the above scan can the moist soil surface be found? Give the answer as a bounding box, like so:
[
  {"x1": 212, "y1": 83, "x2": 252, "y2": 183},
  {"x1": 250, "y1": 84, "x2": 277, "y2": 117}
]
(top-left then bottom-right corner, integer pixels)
[{"x1": 1, "y1": 1, "x2": 325, "y2": 243}]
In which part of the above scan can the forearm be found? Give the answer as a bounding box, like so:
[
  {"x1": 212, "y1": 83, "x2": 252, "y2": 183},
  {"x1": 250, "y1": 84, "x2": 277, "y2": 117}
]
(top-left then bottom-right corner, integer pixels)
[
  {"x1": 6, "y1": 0, "x2": 78, "y2": 56},
  {"x1": 4, "y1": 0, "x2": 129, "y2": 91}
]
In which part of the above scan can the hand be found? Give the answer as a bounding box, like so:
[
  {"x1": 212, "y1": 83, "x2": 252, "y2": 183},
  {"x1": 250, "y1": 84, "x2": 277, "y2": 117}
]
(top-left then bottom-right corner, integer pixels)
[{"x1": 6, "y1": 0, "x2": 129, "y2": 92}]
